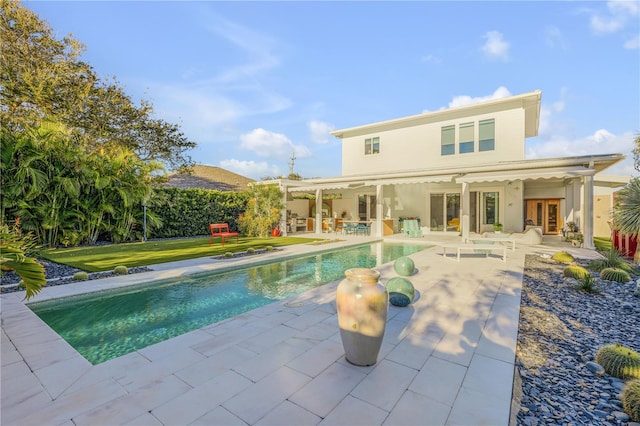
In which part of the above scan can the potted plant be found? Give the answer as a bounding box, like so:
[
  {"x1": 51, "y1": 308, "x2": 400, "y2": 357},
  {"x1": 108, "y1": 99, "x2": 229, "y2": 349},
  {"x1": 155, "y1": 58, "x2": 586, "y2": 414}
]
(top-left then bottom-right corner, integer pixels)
[{"x1": 493, "y1": 222, "x2": 503, "y2": 233}]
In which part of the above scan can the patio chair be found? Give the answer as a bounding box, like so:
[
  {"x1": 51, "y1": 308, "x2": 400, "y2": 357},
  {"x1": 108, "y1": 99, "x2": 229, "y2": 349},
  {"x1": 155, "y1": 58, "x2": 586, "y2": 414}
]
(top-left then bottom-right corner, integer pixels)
[
  {"x1": 355, "y1": 224, "x2": 371, "y2": 236},
  {"x1": 403, "y1": 219, "x2": 422, "y2": 238}
]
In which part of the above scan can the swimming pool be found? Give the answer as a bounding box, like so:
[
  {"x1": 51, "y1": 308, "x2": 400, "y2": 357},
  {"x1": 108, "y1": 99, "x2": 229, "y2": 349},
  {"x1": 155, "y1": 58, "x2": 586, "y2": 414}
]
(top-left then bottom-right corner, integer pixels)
[{"x1": 29, "y1": 242, "x2": 429, "y2": 364}]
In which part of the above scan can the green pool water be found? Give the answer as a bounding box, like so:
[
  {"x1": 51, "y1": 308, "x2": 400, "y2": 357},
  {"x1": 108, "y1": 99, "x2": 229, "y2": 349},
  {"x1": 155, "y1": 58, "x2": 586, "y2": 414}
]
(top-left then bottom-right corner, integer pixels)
[{"x1": 29, "y1": 242, "x2": 429, "y2": 364}]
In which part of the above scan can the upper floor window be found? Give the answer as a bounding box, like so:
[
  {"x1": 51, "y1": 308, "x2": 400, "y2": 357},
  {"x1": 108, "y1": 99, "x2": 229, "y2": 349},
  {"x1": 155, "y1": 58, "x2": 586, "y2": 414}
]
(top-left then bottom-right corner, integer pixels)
[
  {"x1": 365, "y1": 137, "x2": 380, "y2": 155},
  {"x1": 479, "y1": 119, "x2": 495, "y2": 152},
  {"x1": 441, "y1": 125, "x2": 455, "y2": 156},
  {"x1": 459, "y1": 122, "x2": 474, "y2": 154}
]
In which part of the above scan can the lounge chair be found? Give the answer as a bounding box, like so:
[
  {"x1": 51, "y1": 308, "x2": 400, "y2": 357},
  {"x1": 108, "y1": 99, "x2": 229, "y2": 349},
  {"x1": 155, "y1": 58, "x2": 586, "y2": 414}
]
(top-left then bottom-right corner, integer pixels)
[{"x1": 403, "y1": 219, "x2": 422, "y2": 238}]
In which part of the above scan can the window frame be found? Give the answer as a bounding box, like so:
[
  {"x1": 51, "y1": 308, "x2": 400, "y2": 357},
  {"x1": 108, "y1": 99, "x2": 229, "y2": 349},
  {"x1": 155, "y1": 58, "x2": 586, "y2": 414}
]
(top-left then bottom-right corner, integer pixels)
[
  {"x1": 364, "y1": 137, "x2": 380, "y2": 155},
  {"x1": 459, "y1": 122, "x2": 474, "y2": 154},
  {"x1": 441, "y1": 125, "x2": 455, "y2": 156},
  {"x1": 479, "y1": 119, "x2": 495, "y2": 152}
]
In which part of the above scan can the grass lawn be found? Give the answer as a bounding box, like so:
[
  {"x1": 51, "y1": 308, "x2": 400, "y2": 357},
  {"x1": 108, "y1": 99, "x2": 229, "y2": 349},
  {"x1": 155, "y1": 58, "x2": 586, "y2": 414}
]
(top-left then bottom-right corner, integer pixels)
[{"x1": 40, "y1": 236, "x2": 323, "y2": 272}]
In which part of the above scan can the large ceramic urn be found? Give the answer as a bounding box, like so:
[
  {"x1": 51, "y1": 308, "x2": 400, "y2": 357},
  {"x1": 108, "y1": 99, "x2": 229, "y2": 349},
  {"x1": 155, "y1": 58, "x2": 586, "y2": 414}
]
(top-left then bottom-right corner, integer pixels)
[{"x1": 336, "y1": 268, "x2": 388, "y2": 366}]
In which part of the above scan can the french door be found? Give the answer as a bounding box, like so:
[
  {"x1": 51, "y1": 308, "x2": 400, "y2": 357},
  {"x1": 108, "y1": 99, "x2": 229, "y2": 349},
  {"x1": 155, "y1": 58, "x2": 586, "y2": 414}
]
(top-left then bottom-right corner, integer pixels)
[{"x1": 526, "y1": 199, "x2": 561, "y2": 234}]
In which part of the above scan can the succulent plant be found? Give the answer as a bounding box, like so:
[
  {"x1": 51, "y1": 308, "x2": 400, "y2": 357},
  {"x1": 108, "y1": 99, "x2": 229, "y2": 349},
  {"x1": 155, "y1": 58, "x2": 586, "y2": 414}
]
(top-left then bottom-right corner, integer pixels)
[
  {"x1": 552, "y1": 251, "x2": 575, "y2": 264},
  {"x1": 246, "y1": 248, "x2": 255, "y2": 254},
  {"x1": 265, "y1": 246, "x2": 274, "y2": 252},
  {"x1": 576, "y1": 274, "x2": 598, "y2": 293},
  {"x1": 113, "y1": 265, "x2": 128, "y2": 275},
  {"x1": 622, "y1": 379, "x2": 640, "y2": 422},
  {"x1": 563, "y1": 265, "x2": 591, "y2": 280},
  {"x1": 72, "y1": 271, "x2": 89, "y2": 281},
  {"x1": 599, "y1": 267, "x2": 631, "y2": 283},
  {"x1": 595, "y1": 343, "x2": 640, "y2": 380},
  {"x1": 224, "y1": 252, "x2": 234, "y2": 258}
]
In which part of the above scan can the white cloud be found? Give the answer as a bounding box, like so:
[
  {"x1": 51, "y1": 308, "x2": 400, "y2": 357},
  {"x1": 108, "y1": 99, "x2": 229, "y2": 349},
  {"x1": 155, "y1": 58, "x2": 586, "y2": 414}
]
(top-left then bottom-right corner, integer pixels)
[
  {"x1": 448, "y1": 86, "x2": 512, "y2": 108},
  {"x1": 545, "y1": 26, "x2": 569, "y2": 49},
  {"x1": 219, "y1": 158, "x2": 281, "y2": 179},
  {"x1": 308, "y1": 120, "x2": 335, "y2": 144},
  {"x1": 624, "y1": 34, "x2": 640, "y2": 49},
  {"x1": 240, "y1": 128, "x2": 312, "y2": 159},
  {"x1": 481, "y1": 30, "x2": 510, "y2": 61},
  {"x1": 421, "y1": 54, "x2": 442, "y2": 64},
  {"x1": 590, "y1": 0, "x2": 639, "y2": 34},
  {"x1": 526, "y1": 130, "x2": 636, "y2": 175}
]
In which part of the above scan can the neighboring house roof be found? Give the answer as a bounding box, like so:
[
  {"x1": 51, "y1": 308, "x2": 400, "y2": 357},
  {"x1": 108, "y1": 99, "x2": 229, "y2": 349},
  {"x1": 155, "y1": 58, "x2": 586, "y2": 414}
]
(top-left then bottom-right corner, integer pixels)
[{"x1": 165, "y1": 165, "x2": 254, "y2": 191}]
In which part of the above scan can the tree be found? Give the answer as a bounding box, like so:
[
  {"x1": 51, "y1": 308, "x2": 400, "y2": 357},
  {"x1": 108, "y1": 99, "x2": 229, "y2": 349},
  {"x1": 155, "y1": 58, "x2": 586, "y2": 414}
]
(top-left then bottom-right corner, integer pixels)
[
  {"x1": 612, "y1": 177, "x2": 640, "y2": 264},
  {"x1": 0, "y1": 0, "x2": 195, "y2": 170},
  {"x1": 237, "y1": 184, "x2": 283, "y2": 238}
]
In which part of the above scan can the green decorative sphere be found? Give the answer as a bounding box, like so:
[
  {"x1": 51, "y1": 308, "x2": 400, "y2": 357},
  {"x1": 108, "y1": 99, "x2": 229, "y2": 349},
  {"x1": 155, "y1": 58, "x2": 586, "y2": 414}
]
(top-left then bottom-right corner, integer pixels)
[
  {"x1": 386, "y1": 277, "x2": 415, "y2": 305},
  {"x1": 394, "y1": 256, "x2": 415, "y2": 276}
]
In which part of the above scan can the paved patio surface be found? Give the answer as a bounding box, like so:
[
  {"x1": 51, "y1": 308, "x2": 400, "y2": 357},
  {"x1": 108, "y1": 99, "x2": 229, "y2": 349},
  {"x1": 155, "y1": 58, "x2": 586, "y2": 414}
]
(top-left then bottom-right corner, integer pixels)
[{"x1": 1, "y1": 233, "x2": 597, "y2": 425}]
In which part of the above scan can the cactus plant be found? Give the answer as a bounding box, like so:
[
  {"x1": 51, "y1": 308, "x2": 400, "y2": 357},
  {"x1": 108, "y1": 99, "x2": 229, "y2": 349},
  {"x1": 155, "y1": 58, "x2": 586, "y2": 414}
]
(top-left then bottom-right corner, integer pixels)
[
  {"x1": 595, "y1": 343, "x2": 640, "y2": 380},
  {"x1": 113, "y1": 265, "x2": 128, "y2": 275},
  {"x1": 246, "y1": 248, "x2": 255, "y2": 254},
  {"x1": 563, "y1": 265, "x2": 590, "y2": 280},
  {"x1": 622, "y1": 379, "x2": 640, "y2": 422},
  {"x1": 72, "y1": 272, "x2": 89, "y2": 281},
  {"x1": 224, "y1": 252, "x2": 234, "y2": 258},
  {"x1": 265, "y1": 246, "x2": 274, "y2": 252},
  {"x1": 600, "y1": 267, "x2": 631, "y2": 283},
  {"x1": 552, "y1": 251, "x2": 574, "y2": 264}
]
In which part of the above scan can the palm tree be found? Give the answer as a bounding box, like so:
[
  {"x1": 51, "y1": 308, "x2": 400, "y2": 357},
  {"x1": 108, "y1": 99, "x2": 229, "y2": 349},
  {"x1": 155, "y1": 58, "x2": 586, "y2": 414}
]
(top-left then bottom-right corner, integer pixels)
[
  {"x1": 612, "y1": 177, "x2": 640, "y2": 264},
  {"x1": 0, "y1": 222, "x2": 46, "y2": 300}
]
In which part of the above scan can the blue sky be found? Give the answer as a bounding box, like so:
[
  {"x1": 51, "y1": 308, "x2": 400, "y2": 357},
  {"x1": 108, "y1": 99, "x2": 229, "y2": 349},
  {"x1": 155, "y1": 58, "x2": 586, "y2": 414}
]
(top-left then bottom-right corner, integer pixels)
[{"x1": 25, "y1": 1, "x2": 640, "y2": 180}]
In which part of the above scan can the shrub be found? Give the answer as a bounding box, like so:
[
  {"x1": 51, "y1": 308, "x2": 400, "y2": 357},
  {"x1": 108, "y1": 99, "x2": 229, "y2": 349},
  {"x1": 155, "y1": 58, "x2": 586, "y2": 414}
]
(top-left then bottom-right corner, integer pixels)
[
  {"x1": 552, "y1": 251, "x2": 575, "y2": 264},
  {"x1": 72, "y1": 272, "x2": 89, "y2": 281},
  {"x1": 622, "y1": 379, "x2": 640, "y2": 422},
  {"x1": 600, "y1": 267, "x2": 631, "y2": 283},
  {"x1": 595, "y1": 344, "x2": 640, "y2": 380},
  {"x1": 113, "y1": 265, "x2": 128, "y2": 275},
  {"x1": 563, "y1": 265, "x2": 591, "y2": 280},
  {"x1": 575, "y1": 275, "x2": 598, "y2": 293},
  {"x1": 594, "y1": 247, "x2": 637, "y2": 274}
]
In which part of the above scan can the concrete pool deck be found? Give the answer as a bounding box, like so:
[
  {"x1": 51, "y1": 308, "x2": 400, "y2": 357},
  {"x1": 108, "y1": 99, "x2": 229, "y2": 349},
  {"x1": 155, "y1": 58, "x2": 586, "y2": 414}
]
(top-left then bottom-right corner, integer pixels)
[{"x1": 1, "y1": 233, "x2": 599, "y2": 425}]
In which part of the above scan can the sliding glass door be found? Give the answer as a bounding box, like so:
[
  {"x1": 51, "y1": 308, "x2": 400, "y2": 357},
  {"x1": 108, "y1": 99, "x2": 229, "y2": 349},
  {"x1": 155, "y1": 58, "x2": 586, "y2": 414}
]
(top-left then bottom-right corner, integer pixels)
[{"x1": 430, "y1": 193, "x2": 460, "y2": 232}]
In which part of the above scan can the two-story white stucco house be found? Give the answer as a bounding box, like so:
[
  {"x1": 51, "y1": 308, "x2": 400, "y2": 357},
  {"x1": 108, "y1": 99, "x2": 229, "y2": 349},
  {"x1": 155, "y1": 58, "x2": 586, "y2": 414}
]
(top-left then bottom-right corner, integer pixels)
[{"x1": 269, "y1": 90, "x2": 626, "y2": 249}]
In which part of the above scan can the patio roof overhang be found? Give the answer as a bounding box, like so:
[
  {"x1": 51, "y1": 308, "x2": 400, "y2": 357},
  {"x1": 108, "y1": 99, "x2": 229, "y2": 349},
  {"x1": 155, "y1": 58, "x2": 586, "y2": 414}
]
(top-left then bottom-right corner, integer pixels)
[
  {"x1": 364, "y1": 175, "x2": 455, "y2": 186},
  {"x1": 455, "y1": 166, "x2": 595, "y2": 184}
]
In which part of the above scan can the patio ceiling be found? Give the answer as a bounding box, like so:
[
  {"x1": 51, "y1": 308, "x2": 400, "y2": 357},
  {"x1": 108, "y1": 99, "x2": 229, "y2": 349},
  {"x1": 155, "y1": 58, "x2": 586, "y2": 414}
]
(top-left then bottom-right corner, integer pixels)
[{"x1": 455, "y1": 166, "x2": 595, "y2": 184}]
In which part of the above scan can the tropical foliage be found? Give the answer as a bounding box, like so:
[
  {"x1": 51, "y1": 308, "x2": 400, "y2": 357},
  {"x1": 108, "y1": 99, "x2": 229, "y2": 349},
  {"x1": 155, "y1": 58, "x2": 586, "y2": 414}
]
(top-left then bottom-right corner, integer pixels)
[
  {"x1": 238, "y1": 184, "x2": 284, "y2": 238},
  {"x1": 1, "y1": 123, "x2": 162, "y2": 246},
  {"x1": 0, "y1": 221, "x2": 46, "y2": 299},
  {"x1": 0, "y1": 0, "x2": 197, "y2": 246}
]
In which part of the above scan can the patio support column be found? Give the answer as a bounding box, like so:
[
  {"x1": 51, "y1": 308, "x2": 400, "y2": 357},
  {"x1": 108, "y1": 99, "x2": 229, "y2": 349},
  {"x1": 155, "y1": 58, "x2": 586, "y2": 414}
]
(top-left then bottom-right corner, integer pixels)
[
  {"x1": 583, "y1": 174, "x2": 595, "y2": 249},
  {"x1": 376, "y1": 184, "x2": 383, "y2": 237},
  {"x1": 281, "y1": 183, "x2": 288, "y2": 236},
  {"x1": 315, "y1": 189, "x2": 323, "y2": 234},
  {"x1": 461, "y1": 181, "x2": 470, "y2": 242}
]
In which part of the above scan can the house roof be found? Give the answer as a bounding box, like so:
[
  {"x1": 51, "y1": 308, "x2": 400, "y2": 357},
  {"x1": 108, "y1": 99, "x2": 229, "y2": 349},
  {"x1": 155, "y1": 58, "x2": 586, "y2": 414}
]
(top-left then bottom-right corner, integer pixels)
[
  {"x1": 165, "y1": 165, "x2": 254, "y2": 191},
  {"x1": 271, "y1": 153, "x2": 625, "y2": 192},
  {"x1": 330, "y1": 90, "x2": 542, "y2": 139}
]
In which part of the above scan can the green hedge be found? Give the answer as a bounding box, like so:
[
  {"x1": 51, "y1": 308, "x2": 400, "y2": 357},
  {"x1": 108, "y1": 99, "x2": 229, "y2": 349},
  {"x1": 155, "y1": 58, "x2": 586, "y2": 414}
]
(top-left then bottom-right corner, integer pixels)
[{"x1": 149, "y1": 188, "x2": 249, "y2": 238}]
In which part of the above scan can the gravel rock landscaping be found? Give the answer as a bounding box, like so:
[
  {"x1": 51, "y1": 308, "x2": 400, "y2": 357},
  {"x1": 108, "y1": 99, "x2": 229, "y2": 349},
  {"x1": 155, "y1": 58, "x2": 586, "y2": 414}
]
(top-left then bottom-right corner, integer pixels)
[{"x1": 516, "y1": 253, "x2": 640, "y2": 426}]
